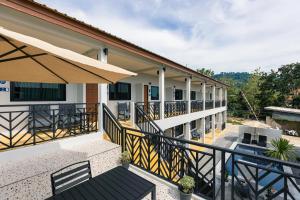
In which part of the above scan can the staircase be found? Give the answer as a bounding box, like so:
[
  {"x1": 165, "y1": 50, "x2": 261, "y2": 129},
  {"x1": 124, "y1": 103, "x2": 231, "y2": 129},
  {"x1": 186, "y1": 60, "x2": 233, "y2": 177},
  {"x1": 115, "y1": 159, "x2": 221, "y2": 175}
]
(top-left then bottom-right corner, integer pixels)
[{"x1": 102, "y1": 103, "x2": 214, "y2": 199}]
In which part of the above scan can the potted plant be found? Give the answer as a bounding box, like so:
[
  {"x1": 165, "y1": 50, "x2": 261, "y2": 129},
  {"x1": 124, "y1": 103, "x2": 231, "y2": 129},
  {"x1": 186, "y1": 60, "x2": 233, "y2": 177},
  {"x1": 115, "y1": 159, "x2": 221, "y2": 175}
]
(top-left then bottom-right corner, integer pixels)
[
  {"x1": 120, "y1": 151, "x2": 130, "y2": 169},
  {"x1": 178, "y1": 176, "x2": 195, "y2": 200}
]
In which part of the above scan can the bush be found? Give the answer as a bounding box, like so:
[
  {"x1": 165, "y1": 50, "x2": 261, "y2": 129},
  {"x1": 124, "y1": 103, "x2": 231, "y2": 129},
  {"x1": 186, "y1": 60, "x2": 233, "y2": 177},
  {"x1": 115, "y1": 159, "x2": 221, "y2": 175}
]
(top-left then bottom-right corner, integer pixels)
[
  {"x1": 178, "y1": 176, "x2": 195, "y2": 194},
  {"x1": 120, "y1": 151, "x2": 131, "y2": 164}
]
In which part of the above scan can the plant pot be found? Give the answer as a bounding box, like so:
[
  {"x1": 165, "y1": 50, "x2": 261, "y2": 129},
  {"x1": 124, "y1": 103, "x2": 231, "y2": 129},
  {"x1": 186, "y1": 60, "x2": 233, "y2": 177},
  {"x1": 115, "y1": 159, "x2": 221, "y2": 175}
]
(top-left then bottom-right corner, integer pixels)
[
  {"x1": 122, "y1": 163, "x2": 129, "y2": 169},
  {"x1": 179, "y1": 191, "x2": 192, "y2": 200}
]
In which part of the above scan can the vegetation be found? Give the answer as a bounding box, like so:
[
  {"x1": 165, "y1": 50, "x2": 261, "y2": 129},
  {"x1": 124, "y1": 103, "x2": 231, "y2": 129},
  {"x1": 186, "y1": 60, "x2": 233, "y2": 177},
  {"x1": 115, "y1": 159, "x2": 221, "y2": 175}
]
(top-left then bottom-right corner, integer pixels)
[
  {"x1": 210, "y1": 62, "x2": 300, "y2": 119},
  {"x1": 197, "y1": 68, "x2": 215, "y2": 77},
  {"x1": 120, "y1": 151, "x2": 131, "y2": 164},
  {"x1": 178, "y1": 176, "x2": 195, "y2": 194},
  {"x1": 266, "y1": 138, "x2": 296, "y2": 161}
]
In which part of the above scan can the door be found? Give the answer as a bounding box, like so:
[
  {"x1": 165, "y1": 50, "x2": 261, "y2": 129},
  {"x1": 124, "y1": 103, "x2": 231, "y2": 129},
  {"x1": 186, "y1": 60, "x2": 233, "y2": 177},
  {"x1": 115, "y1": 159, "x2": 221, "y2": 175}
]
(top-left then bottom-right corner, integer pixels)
[
  {"x1": 144, "y1": 85, "x2": 149, "y2": 112},
  {"x1": 86, "y1": 84, "x2": 98, "y2": 122}
]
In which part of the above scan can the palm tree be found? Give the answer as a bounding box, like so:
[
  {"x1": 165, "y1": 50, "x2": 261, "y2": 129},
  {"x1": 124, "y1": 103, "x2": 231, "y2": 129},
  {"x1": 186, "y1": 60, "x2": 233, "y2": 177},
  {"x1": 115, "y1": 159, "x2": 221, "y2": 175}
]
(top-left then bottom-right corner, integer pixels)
[{"x1": 266, "y1": 138, "x2": 296, "y2": 161}]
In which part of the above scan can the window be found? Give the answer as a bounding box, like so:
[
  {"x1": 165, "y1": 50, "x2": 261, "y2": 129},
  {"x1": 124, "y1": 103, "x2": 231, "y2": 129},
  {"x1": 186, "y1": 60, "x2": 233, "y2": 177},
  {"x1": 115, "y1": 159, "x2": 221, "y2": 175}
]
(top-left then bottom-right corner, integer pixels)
[
  {"x1": 174, "y1": 125, "x2": 183, "y2": 137},
  {"x1": 109, "y1": 82, "x2": 131, "y2": 100},
  {"x1": 191, "y1": 91, "x2": 196, "y2": 100},
  {"x1": 10, "y1": 82, "x2": 66, "y2": 101},
  {"x1": 191, "y1": 120, "x2": 196, "y2": 130},
  {"x1": 151, "y1": 86, "x2": 159, "y2": 100},
  {"x1": 175, "y1": 89, "x2": 183, "y2": 100}
]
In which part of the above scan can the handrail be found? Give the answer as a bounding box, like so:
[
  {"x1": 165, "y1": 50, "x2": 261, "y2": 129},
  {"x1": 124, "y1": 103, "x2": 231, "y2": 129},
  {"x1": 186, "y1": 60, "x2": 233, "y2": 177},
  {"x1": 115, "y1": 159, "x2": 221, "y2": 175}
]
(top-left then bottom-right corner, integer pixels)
[
  {"x1": 124, "y1": 126, "x2": 300, "y2": 170},
  {"x1": 103, "y1": 103, "x2": 122, "y2": 130}
]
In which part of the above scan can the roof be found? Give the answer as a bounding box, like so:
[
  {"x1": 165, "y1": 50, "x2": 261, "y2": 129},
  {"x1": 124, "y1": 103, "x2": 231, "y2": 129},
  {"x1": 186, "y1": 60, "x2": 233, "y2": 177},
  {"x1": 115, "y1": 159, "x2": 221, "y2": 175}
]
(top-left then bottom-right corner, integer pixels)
[
  {"x1": 1, "y1": 0, "x2": 228, "y2": 87},
  {"x1": 265, "y1": 106, "x2": 300, "y2": 115}
]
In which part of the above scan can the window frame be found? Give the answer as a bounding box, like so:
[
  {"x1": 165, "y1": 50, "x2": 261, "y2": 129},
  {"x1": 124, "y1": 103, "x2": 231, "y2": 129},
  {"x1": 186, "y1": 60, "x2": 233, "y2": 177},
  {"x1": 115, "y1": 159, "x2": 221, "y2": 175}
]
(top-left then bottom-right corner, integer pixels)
[
  {"x1": 191, "y1": 120, "x2": 196, "y2": 130},
  {"x1": 191, "y1": 91, "x2": 196, "y2": 100},
  {"x1": 150, "y1": 86, "x2": 159, "y2": 101},
  {"x1": 174, "y1": 125, "x2": 184, "y2": 137},
  {"x1": 175, "y1": 89, "x2": 183, "y2": 100},
  {"x1": 10, "y1": 82, "x2": 66, "y2": 102},
  {"x1": 109, "y1": 82, "x2": 131, "y2": 101}
]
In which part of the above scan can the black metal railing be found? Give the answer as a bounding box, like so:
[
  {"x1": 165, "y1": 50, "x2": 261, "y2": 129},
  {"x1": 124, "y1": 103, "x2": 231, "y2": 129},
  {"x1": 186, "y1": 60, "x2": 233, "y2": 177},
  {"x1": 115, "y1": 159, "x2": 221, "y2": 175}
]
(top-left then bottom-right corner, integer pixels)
[
  {"x1": 0, "y1": 103, "x2": 98, "y2": 151},
  {"x1": 191, "y1": 100, "x2": 203, "y2": 113},
  {"x1": 103, "y1": 104, "x2": 300, "y2": 200},
  {"x1": 164, "y1": 101, "x2": 187, "y2": 118},
  {"x1": 222, "y1": 100, "x2": 226, "y2": 107},
  {"x1": 205, "y1": 100, "x2": 214, "y2": 110},
  {"x1": 215, "y1": 101, "x2": 221, "y2": 108},
  {"x1": 136, "y1": 102, "x2": 160, "y2": 120}
]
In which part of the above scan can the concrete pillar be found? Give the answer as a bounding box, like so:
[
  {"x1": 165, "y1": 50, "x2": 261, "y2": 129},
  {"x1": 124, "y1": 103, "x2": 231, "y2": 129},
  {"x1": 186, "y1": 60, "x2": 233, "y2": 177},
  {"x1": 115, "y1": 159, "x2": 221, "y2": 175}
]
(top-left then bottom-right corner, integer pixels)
[
  {"x1": 159, "y1": 68, "x2": 165, "y2": 120},
  {"x1": 130, "y1": 101, "x2": 135, "y2": 126},
  {"x1": 212, "y1": 114, "x2": 216, "y2": 142},
  {"x1": 184, "y1": 122, "x2": 191, "y2": 141},
  {"x1": 219, "y1": 87, "x2": 223, "y2": 103},
  {"x1": 202, "y1": 83, "x2": 206, "y2": 110},
  {"x1": 212, "y1": 85, "x2": 216, "y2": 108},
  {"x1": 186, "y1": 77, "x2": 191, "y2": 114},
  {"x1": 201, "y1": 117, "x2": 206, "y2": 143},
  {"x1": 97, "y1": 48, "x2": 108, "y2": 133},
  {"x1": 225, "y1": 88, "x2": 227, "y2": 107}
]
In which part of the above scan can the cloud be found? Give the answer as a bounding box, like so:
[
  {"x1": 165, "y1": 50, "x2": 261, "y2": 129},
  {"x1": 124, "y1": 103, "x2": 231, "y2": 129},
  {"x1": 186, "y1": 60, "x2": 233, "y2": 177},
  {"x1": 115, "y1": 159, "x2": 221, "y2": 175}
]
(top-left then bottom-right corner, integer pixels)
[{"x1": 36, "y1": 0, "x2": 300, "y2": 73}]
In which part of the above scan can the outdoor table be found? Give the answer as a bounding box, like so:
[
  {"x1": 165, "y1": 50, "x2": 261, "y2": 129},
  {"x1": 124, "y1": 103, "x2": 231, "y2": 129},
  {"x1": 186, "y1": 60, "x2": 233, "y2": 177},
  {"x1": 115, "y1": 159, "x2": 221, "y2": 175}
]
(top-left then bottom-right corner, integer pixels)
[{"x1": 46, "y1": 166, "x2": 156, "y2": 200}]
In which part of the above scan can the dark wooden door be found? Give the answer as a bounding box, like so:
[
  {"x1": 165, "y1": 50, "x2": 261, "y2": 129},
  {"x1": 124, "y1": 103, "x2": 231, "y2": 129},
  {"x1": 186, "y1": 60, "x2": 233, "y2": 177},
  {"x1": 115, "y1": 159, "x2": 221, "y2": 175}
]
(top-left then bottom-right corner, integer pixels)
[
  {"x1": 144, "y1": 85, "x2": 149, "y2": 112},
  {"x1": 86, "y1": 84, "x2": 98, "y2": 122}
]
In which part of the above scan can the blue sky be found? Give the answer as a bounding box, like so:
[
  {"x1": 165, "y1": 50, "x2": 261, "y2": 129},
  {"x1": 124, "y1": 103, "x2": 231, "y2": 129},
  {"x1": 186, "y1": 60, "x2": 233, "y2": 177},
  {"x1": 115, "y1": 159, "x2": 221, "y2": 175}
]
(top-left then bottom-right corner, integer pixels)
[{"x1": 37, "y1": 0, "x2": 300, "y2": 73}]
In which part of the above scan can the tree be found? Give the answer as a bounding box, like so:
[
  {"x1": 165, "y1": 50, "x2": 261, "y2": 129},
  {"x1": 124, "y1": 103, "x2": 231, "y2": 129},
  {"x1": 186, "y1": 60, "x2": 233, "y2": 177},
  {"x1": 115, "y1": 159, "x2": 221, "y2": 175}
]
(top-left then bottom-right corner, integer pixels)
[
  {"x1": 266, "y1": 138, "x2": 296, "y2": 161},
  {"x1": 196, "y1": 68, "x2": 214, "y2": 77}
]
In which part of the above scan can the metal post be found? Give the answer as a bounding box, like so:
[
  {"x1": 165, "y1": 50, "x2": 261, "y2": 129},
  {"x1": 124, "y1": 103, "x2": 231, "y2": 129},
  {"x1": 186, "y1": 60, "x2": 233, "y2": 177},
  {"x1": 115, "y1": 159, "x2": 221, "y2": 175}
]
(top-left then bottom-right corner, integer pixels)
[
  {"x1": 221, "y1": 151, "x2": 226, "y2": 200},
  {"x1": 9, "y1": 112, "x2": 12, "y2": 147},
  {"x1": 231, "y1": 153, "x2": 235, "y2": 200}
]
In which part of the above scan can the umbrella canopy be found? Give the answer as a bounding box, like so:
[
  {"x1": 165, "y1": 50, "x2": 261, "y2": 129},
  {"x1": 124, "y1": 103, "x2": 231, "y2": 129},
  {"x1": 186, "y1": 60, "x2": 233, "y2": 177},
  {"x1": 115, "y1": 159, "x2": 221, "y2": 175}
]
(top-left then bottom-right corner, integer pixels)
[{"x1": 0, "y1": 27, "x2": 136, "y2": 84}]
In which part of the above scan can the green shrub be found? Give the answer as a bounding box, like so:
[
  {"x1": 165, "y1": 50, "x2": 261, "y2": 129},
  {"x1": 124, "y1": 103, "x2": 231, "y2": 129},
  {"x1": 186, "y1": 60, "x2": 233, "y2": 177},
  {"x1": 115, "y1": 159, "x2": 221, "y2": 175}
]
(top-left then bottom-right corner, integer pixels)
[
  {"x1": 178, "y1": 176, "x2": 195, "y2": 194},
  {"x1": 120, "y1": 151, "x2": 131, "y2": 164}
]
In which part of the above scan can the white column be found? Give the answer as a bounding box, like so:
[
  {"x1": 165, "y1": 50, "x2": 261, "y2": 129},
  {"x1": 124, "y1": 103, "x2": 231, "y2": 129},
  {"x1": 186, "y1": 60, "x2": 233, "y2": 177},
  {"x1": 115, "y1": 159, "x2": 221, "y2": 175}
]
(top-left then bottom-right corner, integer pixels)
[
  {"x1": 212, "y1": 114, "x2": 216, "y2": 142},
  {"x1": 98, "y1": 48, "x2": 108, "y2": 133},
  {"x1": 202, "y1": 83, "x2": 206, "y2": 110},
  {"x1": 184, "y1": 122, "x2": 191, "y2": 141},
  {"x1": 130, "y1": 101, "x2": 135, "y2": 126},
  {"x1": 225, "y1": 88, "x2": 227, "y2": 107},
  {"x1": 186, "y1": 77, "x2": 191, "y2": 114},
  {"x1": 201, "y1": 117, "x2": 206, "y2": 143},
  {"x1": 212, "y1": 85, "x2": 216, "y2": 108},
  {"x1": 219, "y1": 87, "x2": 223, "y2": 103},
  {"x1": 159, "y1": 67, "x2": 165, "y2": 120}
]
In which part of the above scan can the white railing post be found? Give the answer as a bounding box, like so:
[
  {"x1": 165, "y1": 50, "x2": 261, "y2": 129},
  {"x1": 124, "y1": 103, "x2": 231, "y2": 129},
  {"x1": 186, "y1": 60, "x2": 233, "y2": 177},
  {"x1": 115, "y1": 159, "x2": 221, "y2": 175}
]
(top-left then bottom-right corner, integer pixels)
[{"x1": 212, "y1": 85, "x2": 216, "y2": 108}]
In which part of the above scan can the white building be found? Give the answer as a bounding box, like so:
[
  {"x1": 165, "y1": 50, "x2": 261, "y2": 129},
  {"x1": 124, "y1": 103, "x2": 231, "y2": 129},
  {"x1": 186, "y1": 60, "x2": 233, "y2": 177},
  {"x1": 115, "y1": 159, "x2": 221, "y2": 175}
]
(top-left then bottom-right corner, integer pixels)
[{"x1": 0, "y1": 0, "x2": 228, "y2": 149}]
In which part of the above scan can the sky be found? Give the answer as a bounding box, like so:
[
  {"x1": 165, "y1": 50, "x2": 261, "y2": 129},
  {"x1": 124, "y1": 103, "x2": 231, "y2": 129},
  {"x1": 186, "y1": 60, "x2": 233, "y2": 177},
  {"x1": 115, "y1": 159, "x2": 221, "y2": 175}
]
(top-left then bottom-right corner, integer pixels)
[{"x1": 36, "y1": 0, "x2": 300, "y2": 73}]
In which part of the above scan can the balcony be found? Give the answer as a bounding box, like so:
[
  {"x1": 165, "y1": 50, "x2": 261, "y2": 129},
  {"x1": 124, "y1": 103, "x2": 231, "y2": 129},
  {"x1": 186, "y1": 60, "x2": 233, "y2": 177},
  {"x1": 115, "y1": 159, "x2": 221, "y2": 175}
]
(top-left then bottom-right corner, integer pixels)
[
  {"x1": 0, "y1": 103, "x2": 98, "y2": 151},
  {"x1": 215, "y1": 100, "x2": 221, "y2": 107},
  {"x1": 164, "y1": 101, "x2": 187, "y2": 118},
  {"x1": 103, "y1": 107, "x2": 300, "y2": 200},
  {"x1": 191, "y1": 100, "x2": 203, "y2": 113},
  {"x1": 205, "y1": 100, "x2": 214, "y2": 110},
  {"x1": 222, "y1": 100, "x2": 226, "y2": 107}
]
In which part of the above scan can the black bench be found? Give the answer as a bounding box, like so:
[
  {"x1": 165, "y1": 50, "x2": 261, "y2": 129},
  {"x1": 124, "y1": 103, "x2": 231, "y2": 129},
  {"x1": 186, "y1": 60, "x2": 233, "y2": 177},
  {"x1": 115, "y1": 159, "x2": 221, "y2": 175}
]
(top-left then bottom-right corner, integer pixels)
[{"x1": 46, "y1": 166, "x2": 156, "y2": 200}]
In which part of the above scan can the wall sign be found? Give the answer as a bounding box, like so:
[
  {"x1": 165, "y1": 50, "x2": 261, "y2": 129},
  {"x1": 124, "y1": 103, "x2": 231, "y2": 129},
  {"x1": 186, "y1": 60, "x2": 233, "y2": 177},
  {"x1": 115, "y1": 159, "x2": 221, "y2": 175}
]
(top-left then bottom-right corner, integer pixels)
[{"x1": 0, "y1": 87, "x2": 9, "y2": 92}]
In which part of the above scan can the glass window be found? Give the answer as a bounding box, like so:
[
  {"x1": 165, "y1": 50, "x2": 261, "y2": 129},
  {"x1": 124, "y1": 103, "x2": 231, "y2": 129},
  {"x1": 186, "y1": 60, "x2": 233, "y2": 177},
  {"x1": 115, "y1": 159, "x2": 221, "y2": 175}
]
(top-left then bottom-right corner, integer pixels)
[
  {"x1": 175, "y1": 125, "x2": 183, "y2": 137},
  {"x1": 109, "y1": 82, "x2": 131, "y2": 100},
  {"x1": 151, "y1": 86, "x2": 159, "y2": 100},
  {"x1": 10, "y1": 82, "x2": 66, "y2": 101},
  {"x1": 191, "y1": 91, "x2": 196, "y2": 100},
  {"x1": 175, "y1": 89, "x2": 183, "y2": 100},
  {"x1": 191, "y1": 120, "x2": 196, "y2": 130}
]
